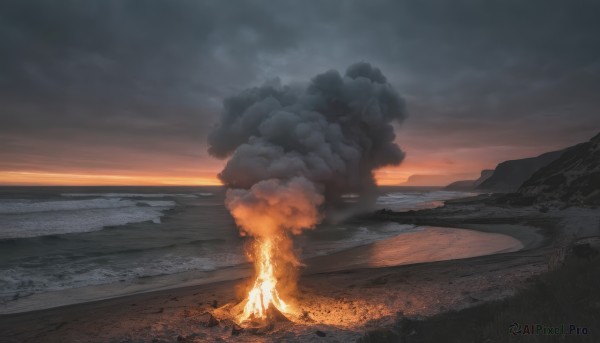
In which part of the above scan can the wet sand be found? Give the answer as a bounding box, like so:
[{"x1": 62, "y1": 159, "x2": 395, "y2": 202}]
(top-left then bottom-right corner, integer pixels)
[
  {"x1": 2, "y1": 201, "x2": 590, "y2": 343},
  {"x1": 305, "y1": 226, "x2": 526, "y2": 273}
]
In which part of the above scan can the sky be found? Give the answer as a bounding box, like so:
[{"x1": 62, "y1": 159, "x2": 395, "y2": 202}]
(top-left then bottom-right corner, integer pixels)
[{"x1": 1, "y1": 0, "x2": 599, "y2": 186}]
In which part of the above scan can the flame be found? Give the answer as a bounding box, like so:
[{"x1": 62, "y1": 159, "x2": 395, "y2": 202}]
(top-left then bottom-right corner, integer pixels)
[
  {"x1": 226, "y1": 179, "x2": 322, "y2": 322},
  {"x1": 240, "y1": 238, "x2": 289, "y2": 321}
]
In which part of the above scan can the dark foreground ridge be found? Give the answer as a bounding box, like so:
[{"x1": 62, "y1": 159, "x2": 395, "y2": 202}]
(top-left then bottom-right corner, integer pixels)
[{"x1": 358, "y1": 240, "x2": 600, "y2": 343}]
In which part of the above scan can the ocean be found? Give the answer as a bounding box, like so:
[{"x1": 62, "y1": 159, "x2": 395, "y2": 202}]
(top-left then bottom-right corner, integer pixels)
[{"x1": 0, "y1": 186, "x2": 474, "y2": 313}]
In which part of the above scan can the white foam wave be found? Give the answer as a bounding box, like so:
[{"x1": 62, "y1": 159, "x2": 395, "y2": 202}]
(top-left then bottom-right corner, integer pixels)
[
  {"x1": 0, "y1": 198, "x2": 175, "y2": 239},
  {"x1": 0, "y1": 253, "x2": 245, "y2": 301},
  {"x1": 61, "y1": 192, "x2": 210, "y2": 198},
  {"x1": 195, "y1": 193, "x2": 214, "y2": 197},
  {"x1": 376, "y1": 190, "x2": 476, "y2": 211},
  {"x1": 0, "y1": 198, "x2": 174, "y2": 214}
]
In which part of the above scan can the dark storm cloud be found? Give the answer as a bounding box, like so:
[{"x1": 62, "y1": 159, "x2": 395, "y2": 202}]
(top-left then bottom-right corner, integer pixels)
[
  {"x1": 327, "y1": 0, "x2": 600, "y2": 149},
  {"x1": 1, "y1": 0, "x2": 599, "y2": 175},
  {"x1": 0, "y1": 0, "x2": 301, "y2": 171},
  {"x1": 0, "y1": 1, "x2": 296, "y2": 129}
]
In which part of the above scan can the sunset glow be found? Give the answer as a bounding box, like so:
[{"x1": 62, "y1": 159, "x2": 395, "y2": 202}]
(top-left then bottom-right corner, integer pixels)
[
  {"x1": 0, "y1": 171, "x2": 222, "y2": 186},
  {"x1": 0, "y1": 166, "x2": 483, "y2": 186}
]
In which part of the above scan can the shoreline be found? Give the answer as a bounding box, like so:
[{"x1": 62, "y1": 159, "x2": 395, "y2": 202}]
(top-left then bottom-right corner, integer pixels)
[
  {"x1": 0, "y1": 188, "x2": 473, "y2": 316},
  {"x1": 0, "y1": 222, "x2": 536, "y2": 316},
  {"x1": 2, "y1": 199, "x2": 591, "y2": 342},
  {"x1": 303, "y1": 225, "x2": 534, "y2": 274}
]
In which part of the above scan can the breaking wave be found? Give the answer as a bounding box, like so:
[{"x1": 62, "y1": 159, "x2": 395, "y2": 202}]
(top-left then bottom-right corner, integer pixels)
[{"x1": 0, "y1": 198, "x2": 175, "y2": 239}]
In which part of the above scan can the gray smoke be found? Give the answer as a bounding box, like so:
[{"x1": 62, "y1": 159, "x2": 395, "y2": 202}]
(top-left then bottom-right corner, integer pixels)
[{"x1": 208, "y1": 62, "x2": 407, "y2": 222}]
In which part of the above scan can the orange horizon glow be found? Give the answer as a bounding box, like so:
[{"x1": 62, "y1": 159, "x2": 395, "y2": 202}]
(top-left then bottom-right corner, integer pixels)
[
  {"x1": 2, "y1": 135, "x2": 539, "y2": 187},
  {"x1": 0, "y1": 165, "x2": 480, "y2": 187},
  {"x1": 0, "y1": 171, "x2": 223, "y2": 186},
  {"x1": 374, "y1": 168, "x2": 414, "y2": 185}
]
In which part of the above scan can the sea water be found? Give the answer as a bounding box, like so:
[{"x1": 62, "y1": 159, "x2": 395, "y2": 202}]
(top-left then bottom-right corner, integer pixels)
[{"x1": 0, "y1": 186, "x2": 473, "y2": 312}]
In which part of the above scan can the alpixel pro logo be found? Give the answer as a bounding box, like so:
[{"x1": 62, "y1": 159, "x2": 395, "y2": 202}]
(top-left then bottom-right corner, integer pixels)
[{"x1": 509, "y1": 322, "x2": 589, "y2": 336}]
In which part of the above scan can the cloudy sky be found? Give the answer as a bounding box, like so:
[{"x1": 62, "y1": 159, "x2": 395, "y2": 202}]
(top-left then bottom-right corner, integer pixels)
[{"x1": 1, "y1": 0, "x2": 599, "y2": 185}]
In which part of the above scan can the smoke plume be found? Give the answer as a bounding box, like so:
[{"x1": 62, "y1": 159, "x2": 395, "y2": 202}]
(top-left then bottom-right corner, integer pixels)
[
  {"x1": 208, "y1": 62, "x2": 407, "y2": 319},
  {"x1": 209, "y1": 62, "x2": 407, "y2": 229}
]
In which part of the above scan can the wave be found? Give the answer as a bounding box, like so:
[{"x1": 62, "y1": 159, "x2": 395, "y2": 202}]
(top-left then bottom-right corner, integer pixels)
[
  {"x1": 54, "y1": 238, "x2": 230, "y2": 259},
  {"x1": 376, "y1": 190, "x2": 476, "y2": 211},
  {"x1": 0, "y1": 252, "x2": 245, "y2": 302},
  {"x1": 194, "y1": 193, "x2": 215, "y2": 197},
  {"x1": 0, "y1": 198, "x2": 174, "y2": 214},
  {"x1": 0, "y1": 198, "x2": 175, "y2": 239},
  {"x1": 61, "y1": 192, "x2": 213, "y2": 198}
]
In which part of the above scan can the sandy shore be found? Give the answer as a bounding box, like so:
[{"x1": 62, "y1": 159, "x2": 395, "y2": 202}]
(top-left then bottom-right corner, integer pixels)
[{"x1": 1, "y1": 199, "x2": 596, "y2": 342}]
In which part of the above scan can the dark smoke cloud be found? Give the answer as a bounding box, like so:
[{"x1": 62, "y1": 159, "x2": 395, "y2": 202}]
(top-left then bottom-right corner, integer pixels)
[{"x1": 208, "y1": 62, "x2": 406, "y2": 214}]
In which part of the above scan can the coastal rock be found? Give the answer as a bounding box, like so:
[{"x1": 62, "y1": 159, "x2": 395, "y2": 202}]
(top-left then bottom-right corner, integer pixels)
[
  {"x1": 519, "y1": 132, "x2": 600, "y2": 205},
  {"x1": 477, "y1": 151, "x2": 564, "y2": 192},
  {"x1": 199, "y1": 312, "x2": 220, "y2": 328},
  {"x1": 445, "y1": 169, "x2": 494, "y2": 191},
  {"x1": 315, "y1": 330, "x2": 327, "y2": 337},
  {"x1": 444, "y1": 179, "x2": 476, "y2": 191}
]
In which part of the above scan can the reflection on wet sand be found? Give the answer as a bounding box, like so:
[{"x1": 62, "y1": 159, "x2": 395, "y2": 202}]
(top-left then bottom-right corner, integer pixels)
[{"x1": 306, "y1": 226, "x2": 523, "y2": 273}]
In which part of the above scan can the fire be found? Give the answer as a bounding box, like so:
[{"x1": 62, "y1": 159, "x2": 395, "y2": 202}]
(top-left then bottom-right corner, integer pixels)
[
  {"x1": 224, "y1": 178, "x2": 324, "y2": 323},
  {"x1": 240, "y1": 238, "x2": 289, "y2": 321}
]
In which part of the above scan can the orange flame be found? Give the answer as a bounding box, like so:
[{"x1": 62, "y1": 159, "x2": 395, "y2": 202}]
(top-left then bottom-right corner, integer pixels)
[
  {"x1": 226, "y1": 179, "x2": 323, "y2": 322},
  {"x1": 240, "y1": 238, "x2": 289, "y2": 321}
]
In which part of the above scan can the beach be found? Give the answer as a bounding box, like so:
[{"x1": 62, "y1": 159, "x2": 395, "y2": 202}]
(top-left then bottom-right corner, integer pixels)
[{"x1": 2, "y1": 194, "x2": 589, "y2": 343}]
